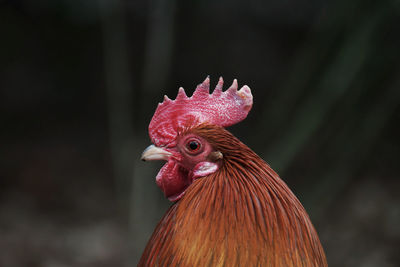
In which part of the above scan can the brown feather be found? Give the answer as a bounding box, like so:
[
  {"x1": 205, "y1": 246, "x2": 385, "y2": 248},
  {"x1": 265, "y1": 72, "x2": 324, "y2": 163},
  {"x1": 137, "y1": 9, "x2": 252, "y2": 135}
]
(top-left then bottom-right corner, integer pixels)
[{"x1": 139, "y1": 124, "x2": 327, "y2": 267}]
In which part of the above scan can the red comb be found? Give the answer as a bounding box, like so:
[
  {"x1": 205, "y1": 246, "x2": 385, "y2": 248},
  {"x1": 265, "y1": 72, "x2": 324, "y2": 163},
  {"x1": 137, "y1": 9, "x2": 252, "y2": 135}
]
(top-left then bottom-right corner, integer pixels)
[{"x1": 148, "y1": 77, "x2": 253, "y2": 147}]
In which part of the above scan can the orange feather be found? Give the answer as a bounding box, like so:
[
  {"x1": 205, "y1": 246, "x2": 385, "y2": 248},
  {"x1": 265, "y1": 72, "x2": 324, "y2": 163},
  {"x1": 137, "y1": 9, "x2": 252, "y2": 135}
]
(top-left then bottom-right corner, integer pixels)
[{"x1": 139, "y1": 124, "x2": 327, "y2": 266}]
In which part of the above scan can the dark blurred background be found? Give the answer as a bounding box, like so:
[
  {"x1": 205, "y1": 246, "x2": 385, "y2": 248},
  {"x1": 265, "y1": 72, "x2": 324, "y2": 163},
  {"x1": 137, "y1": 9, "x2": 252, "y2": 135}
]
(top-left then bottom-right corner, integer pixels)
[{"x1": 1, "y1": 0, "x2": 400, "y2": 266}]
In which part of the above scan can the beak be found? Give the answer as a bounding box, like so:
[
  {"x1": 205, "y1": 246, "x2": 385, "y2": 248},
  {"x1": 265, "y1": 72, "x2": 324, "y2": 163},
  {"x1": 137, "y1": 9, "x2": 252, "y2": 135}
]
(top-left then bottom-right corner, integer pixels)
[{"x1": 141, "y1": 145, "x2": 172, "y2": 161}]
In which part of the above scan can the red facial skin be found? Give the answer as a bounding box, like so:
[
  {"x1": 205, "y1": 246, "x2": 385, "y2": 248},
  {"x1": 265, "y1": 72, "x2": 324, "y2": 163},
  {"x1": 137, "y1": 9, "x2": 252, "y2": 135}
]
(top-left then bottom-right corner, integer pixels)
[{"x1": 155, "y1": 133, "x2": 220, "y2": 201}]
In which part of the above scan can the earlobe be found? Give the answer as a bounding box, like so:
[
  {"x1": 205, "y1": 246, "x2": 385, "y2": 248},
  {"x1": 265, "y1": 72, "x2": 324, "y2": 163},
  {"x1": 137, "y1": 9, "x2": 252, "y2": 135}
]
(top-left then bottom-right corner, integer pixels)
[{"x1": 192, "y1": 162, "x2": 219, "y2": 179}]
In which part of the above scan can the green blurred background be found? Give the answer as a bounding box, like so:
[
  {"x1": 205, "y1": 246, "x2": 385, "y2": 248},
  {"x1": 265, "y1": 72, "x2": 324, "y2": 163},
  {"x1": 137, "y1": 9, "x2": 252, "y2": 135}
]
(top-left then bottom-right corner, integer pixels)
[{"x1": 1, "y1": 0, "x2": 399, "y2": 266}]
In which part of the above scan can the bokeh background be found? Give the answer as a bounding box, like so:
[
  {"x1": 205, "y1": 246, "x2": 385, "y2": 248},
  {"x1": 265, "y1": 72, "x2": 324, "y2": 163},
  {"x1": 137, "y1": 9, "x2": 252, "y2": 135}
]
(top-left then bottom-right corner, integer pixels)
[{"x1": 1, "y1": 0, "x2": 400, "y2": 266}]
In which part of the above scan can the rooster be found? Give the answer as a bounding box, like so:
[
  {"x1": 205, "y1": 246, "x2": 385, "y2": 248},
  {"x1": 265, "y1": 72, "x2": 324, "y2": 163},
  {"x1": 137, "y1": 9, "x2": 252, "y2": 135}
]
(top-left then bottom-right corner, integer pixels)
[{"x1": 139, "y1": 77, "x2": 327, "y2": 266}]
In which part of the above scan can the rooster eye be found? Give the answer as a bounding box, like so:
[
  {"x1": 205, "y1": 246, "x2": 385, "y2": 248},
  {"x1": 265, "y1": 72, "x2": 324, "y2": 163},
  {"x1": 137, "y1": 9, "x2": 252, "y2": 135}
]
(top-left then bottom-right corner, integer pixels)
[{"x1": 186, "y1": 140, "x2": 200, "y2": 152}]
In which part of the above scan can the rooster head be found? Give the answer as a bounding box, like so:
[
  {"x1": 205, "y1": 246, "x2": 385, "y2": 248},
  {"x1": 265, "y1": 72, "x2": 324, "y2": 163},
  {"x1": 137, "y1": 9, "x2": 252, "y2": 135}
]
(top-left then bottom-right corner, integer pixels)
[{"x1": 141, "y1": 77, "x2": 253, "y2": 201}]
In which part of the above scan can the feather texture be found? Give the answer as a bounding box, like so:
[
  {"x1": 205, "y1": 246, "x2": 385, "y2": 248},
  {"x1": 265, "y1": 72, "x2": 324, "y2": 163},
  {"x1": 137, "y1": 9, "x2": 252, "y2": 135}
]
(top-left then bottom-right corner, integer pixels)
[{"x1": 139, "y1": 124, "x2": 327, "y2": 267}]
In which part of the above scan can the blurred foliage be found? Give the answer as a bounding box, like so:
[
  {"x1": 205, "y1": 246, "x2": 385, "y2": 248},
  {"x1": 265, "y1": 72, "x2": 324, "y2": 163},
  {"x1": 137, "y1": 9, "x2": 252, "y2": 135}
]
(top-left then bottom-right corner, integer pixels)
[{"x1": 0, "y1": 0, "x2": 399, "y2": 266}]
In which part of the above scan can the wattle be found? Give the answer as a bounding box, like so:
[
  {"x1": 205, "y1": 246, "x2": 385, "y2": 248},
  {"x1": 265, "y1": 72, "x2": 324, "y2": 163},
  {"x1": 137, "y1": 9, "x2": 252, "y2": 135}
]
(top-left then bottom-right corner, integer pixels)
[{"x1": 156, "y1": 160, "x2": 191, "y2": 201}]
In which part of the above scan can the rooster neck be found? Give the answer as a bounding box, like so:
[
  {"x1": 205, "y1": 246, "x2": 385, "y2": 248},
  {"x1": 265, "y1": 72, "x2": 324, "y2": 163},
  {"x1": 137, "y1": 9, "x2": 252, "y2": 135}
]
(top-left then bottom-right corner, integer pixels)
[{"x1": 140, "y1": 156, "x2": 327, "y2": 266}]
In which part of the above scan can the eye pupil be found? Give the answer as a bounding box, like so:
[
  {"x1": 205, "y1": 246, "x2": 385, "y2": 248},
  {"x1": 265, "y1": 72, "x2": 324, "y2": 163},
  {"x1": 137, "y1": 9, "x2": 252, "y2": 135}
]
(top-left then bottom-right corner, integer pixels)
[{"x1": 188, "y1": 141, "x2": 199, "y2": 151}]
